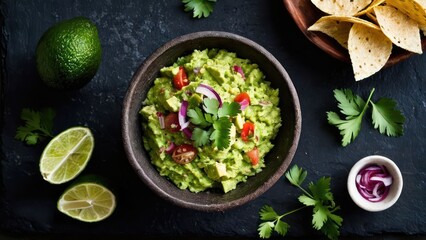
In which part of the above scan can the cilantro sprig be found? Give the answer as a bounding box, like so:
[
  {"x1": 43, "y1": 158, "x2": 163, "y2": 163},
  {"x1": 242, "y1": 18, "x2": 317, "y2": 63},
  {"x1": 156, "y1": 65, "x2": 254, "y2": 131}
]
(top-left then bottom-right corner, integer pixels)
[
  {"x1": 188, "y1": 98, "x2": 240, "y2": 150},
  {"x1": 258, "y1": 165, "x2": 342, "y2": 240},
  {"x1": 182, "y1": 0, "x2": 216, "y2": 18},
  {"x1": 15, "y1": 108, "x2": 56, "y2": 145},
  {"x1": 327, "y1": 88, "x2": 405, "y2": 147}
]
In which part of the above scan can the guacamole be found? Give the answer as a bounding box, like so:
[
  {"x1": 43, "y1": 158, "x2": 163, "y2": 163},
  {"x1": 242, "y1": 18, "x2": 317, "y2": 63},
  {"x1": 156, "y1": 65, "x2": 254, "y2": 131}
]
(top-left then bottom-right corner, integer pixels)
[{"x1": 140, "y1": 49, "x2": 281, "y2": 193}]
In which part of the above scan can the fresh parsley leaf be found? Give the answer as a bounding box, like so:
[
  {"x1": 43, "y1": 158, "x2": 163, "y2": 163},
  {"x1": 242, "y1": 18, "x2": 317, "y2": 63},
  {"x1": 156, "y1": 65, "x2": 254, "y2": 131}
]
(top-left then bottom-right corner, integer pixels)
[
  {"x1": 15, "y1": 108, "x2": 55, "y2": 145},
  {"x1": 182, "y1": 0, "x2": 216, "y2": 19},
  {"x1": 210, "y1": 117, "x2": 232, "y2": 150},
  {"x1": 217, "y1": 102, "x2": 241, "y2": 118},
  {"x1": 191, "y1": 127, "x2": 211, "y2": 147},
  {"x1": 370, "y1": 98, "x2": 405, "y2": 136},
  {"x1": 312, "y1": 204, "x2": 329, "y2": 230}
]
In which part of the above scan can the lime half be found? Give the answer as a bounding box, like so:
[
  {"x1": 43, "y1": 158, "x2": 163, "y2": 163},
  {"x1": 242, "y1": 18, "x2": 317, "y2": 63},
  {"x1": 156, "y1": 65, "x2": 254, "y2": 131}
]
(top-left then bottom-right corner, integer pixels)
[
  {"x1": 57, "y1": 182, "x2": 116, "y2": 222},
  {"x1": 40, "y1": 127, "x2": 94, "y2": 184}
]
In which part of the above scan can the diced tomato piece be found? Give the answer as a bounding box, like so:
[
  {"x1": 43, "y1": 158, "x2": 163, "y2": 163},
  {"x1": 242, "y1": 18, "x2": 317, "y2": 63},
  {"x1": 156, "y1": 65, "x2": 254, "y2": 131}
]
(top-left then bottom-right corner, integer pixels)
[
  {"x1": 247, "y1": 147, "x2": 259, "y2": 165},
  {"x1": 171, "y1": 144, "x2": 197, "y2": 164},
  {"x1": 234, "y1": 92, "x2": 251, "y2": 105},
  {"x1": 173, "y1": 66, "x2": 189, "y2": 90},
  {"x1": 241, "y1": 121, "x2": 255, "y2": 141},
  {"x1": 164, "y1": 113, "x2": 180, "y2": 132}
]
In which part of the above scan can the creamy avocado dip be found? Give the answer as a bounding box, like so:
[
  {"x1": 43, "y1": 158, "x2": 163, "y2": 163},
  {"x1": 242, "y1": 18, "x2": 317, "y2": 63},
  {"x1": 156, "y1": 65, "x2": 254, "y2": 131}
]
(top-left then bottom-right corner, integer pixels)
[{"x1": 140, "y1": 49, "x2": 281, "y2": 193}]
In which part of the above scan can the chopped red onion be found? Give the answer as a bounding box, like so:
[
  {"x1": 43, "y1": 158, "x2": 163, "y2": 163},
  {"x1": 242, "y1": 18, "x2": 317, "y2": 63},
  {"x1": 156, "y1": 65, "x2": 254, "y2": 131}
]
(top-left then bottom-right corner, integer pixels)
[
  {"x1": 195, "y1": 83, "x2": 222, "y2": 107},
  {"x1": 238, "y1": 98, "x2": 249, "y2": 110},
  {"x1": 165, "y1": 142, "x2": 176, "y2": 154},
  {"x1": 179, "y1": 101, "x2": 190, "y2": 130},
  {"x1": 356, "y1": 164, "x2": 392, "y2": 202},
  {"x1": 233, "y1": 65, "x2": 245, "y2": 79},
  {"x1": 157, "y1": 112, "x2": 165, "y2": 129}
]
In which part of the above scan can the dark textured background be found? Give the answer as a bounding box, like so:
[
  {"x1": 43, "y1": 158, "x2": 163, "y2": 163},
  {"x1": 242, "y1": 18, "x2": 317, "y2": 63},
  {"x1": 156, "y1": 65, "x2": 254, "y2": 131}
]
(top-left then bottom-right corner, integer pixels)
[{"x1": 1, "y1": 0, "x2": 425, "y2": 238}]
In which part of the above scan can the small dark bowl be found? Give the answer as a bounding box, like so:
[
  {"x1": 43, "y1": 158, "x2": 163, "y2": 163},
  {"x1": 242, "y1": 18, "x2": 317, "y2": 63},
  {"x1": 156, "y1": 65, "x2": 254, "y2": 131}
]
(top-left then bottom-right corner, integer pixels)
[
  {"x1": 122, "y1": 31, "x2": 301, "y2": 211},
  {"x1": 283, "y1": 0, "x2": 426, "y2": 67}
]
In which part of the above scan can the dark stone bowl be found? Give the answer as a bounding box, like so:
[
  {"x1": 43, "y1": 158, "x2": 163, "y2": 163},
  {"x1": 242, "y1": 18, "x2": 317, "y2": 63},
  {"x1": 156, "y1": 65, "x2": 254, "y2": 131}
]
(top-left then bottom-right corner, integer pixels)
[{"x1": 122, "y1": 31, "x2": 301, "y2": 212}]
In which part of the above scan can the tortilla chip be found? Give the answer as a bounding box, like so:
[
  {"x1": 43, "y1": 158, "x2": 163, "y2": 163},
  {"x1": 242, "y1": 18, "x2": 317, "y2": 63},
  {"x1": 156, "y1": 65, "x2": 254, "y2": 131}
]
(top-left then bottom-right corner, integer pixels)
[
  {"x1": 421, "y1": 25, "x2": 426, "y2": 35},
  {"x1": 308, "y1": 18, "x2": 353, "y2": 49},
  {"x1": 311, "y1": 0, "x2": 372, "y2": 16},
  {"x1": 355, "y1": 0, "x2": 386, "y2": 16},
  {"x1": 375, "y1": 6, "x2": 422, "y2": 53},
  {"x1": 312, "y1": 15, "x2": 381, "y2": 30},
  {"x1": 348, "y1": 23, "x2": 392, "y2": 80},
  {"x1": 386, "y1": 0, "x2": 426, "y2": 26}
]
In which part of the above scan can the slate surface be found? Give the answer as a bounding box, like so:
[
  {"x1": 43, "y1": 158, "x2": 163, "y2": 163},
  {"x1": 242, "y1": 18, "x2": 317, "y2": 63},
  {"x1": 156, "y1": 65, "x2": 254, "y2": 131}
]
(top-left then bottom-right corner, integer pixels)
[{"x1": 1, "y1": 0, "x2": 425, "y2": 238}]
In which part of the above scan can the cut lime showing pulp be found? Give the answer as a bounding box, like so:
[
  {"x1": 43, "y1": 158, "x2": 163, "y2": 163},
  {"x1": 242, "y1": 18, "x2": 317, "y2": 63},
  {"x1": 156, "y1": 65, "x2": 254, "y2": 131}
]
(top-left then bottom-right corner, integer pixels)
[
  {"x1": 40, "y1": 127, "x2": 94, "y2": 184},
  {"x1": 57, "y1": 182, "x2": 116, "y2": 222}
]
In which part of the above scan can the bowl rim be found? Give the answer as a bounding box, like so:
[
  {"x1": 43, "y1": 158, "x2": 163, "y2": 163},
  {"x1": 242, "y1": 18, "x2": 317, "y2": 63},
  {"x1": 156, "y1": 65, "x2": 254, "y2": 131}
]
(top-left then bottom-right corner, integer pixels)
[
  {"x1": 122, "y1": 31, "x2": 302, "y2": 211},
  {"x1": 347, "y1": 155, "x2": 403, "y2": 212}
]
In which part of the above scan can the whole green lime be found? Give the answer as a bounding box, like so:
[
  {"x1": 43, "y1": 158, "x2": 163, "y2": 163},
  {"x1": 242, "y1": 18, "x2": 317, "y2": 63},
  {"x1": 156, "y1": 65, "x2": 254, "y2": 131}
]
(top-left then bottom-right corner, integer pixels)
[{"x1": 35, "y1": 17, "x2": 102, "y2": 89}]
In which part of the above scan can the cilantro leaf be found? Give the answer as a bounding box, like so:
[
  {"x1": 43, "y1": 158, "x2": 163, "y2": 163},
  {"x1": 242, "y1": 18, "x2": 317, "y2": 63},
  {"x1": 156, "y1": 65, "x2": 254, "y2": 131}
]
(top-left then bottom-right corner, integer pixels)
[
  {"x1": 259, "y1": 205, "x2": 279, "y2": 221},
  {"x1": 320, "y1": 219, "x2": 341, "y2": 240},
  {"x1": 203, "y1": 98, "x2": 219, "y2": 115},
  {"x1": 298, "y1": 195, "x2": 316, "y2": 206},
  {"x1": 182, "y1": 0, "x2": 216, "y2": 19},
  {"x1": 210, "y1": 117, "x2": 232, "y2": 150},
  {"x1": 15, "y1": 108, "x2": 55, "y2": 145},
  {"x1": 258, "y1": 205, "x2": 292, "y2": 239},
  {"x1": 308, "y1": 177, "x2": 332, "y2": 202},
  {"x1": 258, "y1": 221, "x2": 274, "y2": 239},
  {"x1": 191, "y1": 127, "x2": 212, "y2": 147},
  {"x1": 327, "y1": 111, "x2": 363, "y2": 147},
  {"x1": 285, "y1": 164, "x2": 307, "y2": 187},
  {"x1": 328, "y1": 88, "x2": 405, "y2": 146},
  {"x1": 258, "y1": 165, "x2": 342, "y2": 240},
  {"x1": 370, "y1": 98, "x2": 405, "y2": 137},
  {"x1": 312, "y1": 204, "x2": 329, "y2": 230},
  {"x1": 274, "y1": 220, "x2": 290, "y2": 236},
  {"x1": 188, "y1": 107, "x2": 210, "y2": 127},
  {"x1": 334, "y1": 89, "x2": 366, "y2": 117},
  {"x1": 218, "y1": 102, "x2": 241, "y2": 118}
]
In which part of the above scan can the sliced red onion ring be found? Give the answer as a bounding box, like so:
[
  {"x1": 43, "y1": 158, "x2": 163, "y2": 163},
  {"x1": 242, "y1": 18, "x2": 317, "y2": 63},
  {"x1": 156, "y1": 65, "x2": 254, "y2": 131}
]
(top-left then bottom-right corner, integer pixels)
[
  {"x1": 195, "y1": 83, "x2": 222, "y2": 107},
  {"x1": 179, "y1": 101, "x2": 190, "y2": 130},
  {"x1": 233, "y1": 65, "x2": 245, "y2": 79},
  {"x1": 157, "y1": 112, "x2": 165, "y2": 129},
  {"x1": 356, "y1": 164, "x2": 393, "y2": 202},
  {"x1": 182, "y1": 128, "x2": 192, "y2": 139},
  {"x1": 165, "y1": 142, "x2": 176, "y2": 154}
]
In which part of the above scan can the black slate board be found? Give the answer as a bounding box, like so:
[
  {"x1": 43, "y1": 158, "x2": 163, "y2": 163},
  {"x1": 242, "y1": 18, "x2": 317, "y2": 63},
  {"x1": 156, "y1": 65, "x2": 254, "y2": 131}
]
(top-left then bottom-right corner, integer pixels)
[{"x1": 1, "y1": 0, "x2": 425, "y2": 238}]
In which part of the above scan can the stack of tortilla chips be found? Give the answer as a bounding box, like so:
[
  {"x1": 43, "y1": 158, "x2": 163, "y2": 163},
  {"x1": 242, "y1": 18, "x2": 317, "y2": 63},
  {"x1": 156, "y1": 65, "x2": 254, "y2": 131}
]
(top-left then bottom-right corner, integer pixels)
[{"x1": 308, "y1": 0, "x2": 425, "y2": 81}]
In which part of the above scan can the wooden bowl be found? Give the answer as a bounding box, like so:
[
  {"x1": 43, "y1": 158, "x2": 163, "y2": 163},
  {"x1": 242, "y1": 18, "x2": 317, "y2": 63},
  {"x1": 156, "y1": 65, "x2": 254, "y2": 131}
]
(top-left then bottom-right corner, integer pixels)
[
  {"x1": 283, "y1": 0, "x2": 426, "y2": 67},
  {"x1": 122, "y1": 31, "x2": 302, "y2": 211}
]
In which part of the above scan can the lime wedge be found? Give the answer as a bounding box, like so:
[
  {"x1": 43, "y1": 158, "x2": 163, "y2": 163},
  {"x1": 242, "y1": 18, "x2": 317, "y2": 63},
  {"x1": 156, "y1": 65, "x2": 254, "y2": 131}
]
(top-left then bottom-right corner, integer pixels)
[
  {"x1": 40, "y1": 127, "x2": 94, "y2": 184},
  {"x1": 57, "y1": 182, "x2": 116, "y2": 222}
]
